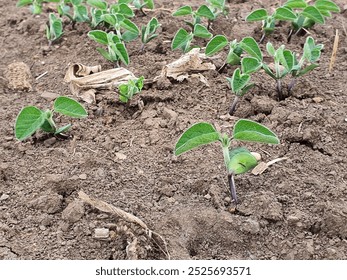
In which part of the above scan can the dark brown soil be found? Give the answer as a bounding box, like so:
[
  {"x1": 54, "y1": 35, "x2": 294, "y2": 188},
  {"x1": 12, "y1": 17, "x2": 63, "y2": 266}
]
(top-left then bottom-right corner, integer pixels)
[{"x1": 1, "y1": 0, "x2": 347, "y2": 260}]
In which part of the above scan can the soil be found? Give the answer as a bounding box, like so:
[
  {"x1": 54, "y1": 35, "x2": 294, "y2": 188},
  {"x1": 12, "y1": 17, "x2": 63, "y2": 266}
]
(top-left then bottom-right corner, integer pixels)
[{"x1": 1, "y1": 0, "x2": 347, "y2": 260}]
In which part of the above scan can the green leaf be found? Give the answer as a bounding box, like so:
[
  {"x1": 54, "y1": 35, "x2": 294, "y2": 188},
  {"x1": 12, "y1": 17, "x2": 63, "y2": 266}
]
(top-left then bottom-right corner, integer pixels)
[
  {"x1": 228, "y1": 147, "x2": 258, "y2": 175},
  {"x1": 54, "y1": 97, "x2": 88, "y2": 118},
  {"x1": 54, "y1": 124, "x2": 72, "y2": 135},
  {"x1": 193, "y1": 24, "x2": 212, "y2": 38},
  {"x1": 266, "y1": 42, "x2": 275, "y2": 56},
  {"x1": 303, "y1": 36, "x2": 323, "y2": 62},
  {"x1": 87, "y1": 0, "x2": 107, "y2": 10},
  {"x1": 173, "y1": 5, "x2": 193, "y2": 16},
  {"x1": 279, "y1": 50, "x2": 294, "y2": 72},
  {"x1": 274, "y1": 7, "x2": 297, "y2": 21},
  {"x1": 73, "y1": 4, "x2": 89, "y2": 22},
  {"x1": 296, "y1": 64, "x2": 318, "y2": 77},
  {"x1": 196, "y1": 5, "x2": 215, "y2": 20},
  {"x1": 118, "y1": 3, "x2": 135, "y2": 17},
  {"x1": 240, "y1": 37, "x2": 262, "y2": 61},
  {"x1": 145, "y1": 0, "x2": 154, "y2": 9},
  {"x1": 301, "y1": 6, "x2": 325, "y2": 24},
  {"x1": 284, "y1": 0, "x2": 307, "y2": 9},
  {"x1": 122, "y1": 31, "x2": 139, "y2": 42},
  {"x1": 102, "y1": 13, "x2": 117, "y2": 26},
  {"x1": 233, "y1": 119, "x2": 279, "y2": 144},
  {"x1": 241, "y1": 57, "x2": 262, "y2": 74},
  {"x1": 115, "y1": 43, "x2": 130, "y2": 65},
  {"x1": 96, "y1": 47, "x2": 113, "y2": 61},
  {"x1": 88, "y1": 30, "x2": 108, "y2": 45},
  {"x1": 15, "y1": 106, "x2": 45, "y2": 141},
  {"x1": 171, "y1": 28, "x2": 192, "y2": 52},
  {"x1": 229, "y1": 68, "x2": 251, "y2": 93},
  {"x1": 16, "y1": 0, "x2": 33, "y2": 7},
  {"x1": 315, "y1": 0, "x2": 340, "y2": 12},
  {"x1": 205, "y1": 35, "x2": 228, "y2": 56},
  {"x1": 175, "y1": 122, "x2": 221, "y2": 156},
  {"x1": 121, "y1": 19, "x2": 139, "y2": 34},
  {"x1": 245, "y1": 9, "x2": 268, "y2": 21}
]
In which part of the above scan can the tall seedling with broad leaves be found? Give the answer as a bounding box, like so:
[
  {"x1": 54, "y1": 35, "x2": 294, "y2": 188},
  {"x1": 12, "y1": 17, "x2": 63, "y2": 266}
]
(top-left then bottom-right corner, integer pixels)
[
  {"x1": 175, "y1": 120, "x2": 279, "y2": 205},
  {"x1": 15, "y1": 97, "x2": 88, "y2": 141},
  {"x1": 172, "y1": 5, "x2": 213, "y2": 52}
]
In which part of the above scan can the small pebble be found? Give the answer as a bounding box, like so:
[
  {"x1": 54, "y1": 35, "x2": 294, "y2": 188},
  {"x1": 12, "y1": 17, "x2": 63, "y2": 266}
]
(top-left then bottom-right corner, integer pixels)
[
  {"x1": 95, "y1": 228, "x2": 109, "y2": 239},
  {"x1": 0, "y1": 194, "x2": 10, "y2": 201},
  {"x1": 43, "y1": 137, "x2": 56, "y2": 147},
  {"x1": 79, "y1": 174, "x2": 87, "y2": 180}
]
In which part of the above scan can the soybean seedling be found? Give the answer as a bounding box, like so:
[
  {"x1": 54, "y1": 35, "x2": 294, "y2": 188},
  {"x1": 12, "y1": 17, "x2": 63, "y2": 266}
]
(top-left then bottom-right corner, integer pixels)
[
  {"x1": 132, "y1": 0, "x2": 154, "y2": 16},
  {"x1": 16, "y1": 0, "x2": 47, "y2": 14},
  {"x1": 288, "y1": 36, "x2": 323, "y2": 92},
  {"x1": 246, "y1": 6, "x2": 297, "y2": 42},
  {"x1": 46, "y1": 13, "x2": 63, "y2": 46},
  {"x1": 286, "y1": 0, "x2": 340, "y2": 42},
  {"x1": 118, "y1": 76, "x2": 144, "y2": 103},
  {"x1": 140, "y1": 17, "x2": 160, "y2": 52},
  {"x1": 226, "y1": 56, "x2": 261, "y2": 115},
  {"x1": 174, "y1": 120, "x2": 280, "y2": 205},
  {"x1": 172, "y1": 5, "x2": 213, "y2": 53},
  {"x1": 15, "y1": 96, "x2": 88, "y2": 141},
  {"x1": 88, "y1": 30, "x2": 129, "y2": 67},
  {"x1": 205, "y1": 35, "x2": 243, "y2": 72},
  {"x1": 262, "y1": 36, "x2": 323, "y2": 99},
  {"x1": 173, "y1": 4, "x2": 215, "y2": 31}
]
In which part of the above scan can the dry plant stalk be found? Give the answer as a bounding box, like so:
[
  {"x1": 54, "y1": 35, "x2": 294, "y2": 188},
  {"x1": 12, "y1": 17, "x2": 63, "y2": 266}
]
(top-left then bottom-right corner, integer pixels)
[
  {"x1": 329, "y1": 29, "x2": 339, "y2": 72},
  {"x1": 78, "y1": 191, "x2": 170, "y2": 259},
  {"x1": 252, "y1": 157, "x2": 288, "y2": 175}
]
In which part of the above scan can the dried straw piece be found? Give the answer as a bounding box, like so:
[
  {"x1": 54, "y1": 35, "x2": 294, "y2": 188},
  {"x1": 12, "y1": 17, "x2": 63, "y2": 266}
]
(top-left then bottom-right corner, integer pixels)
[
  {"x1": 329, "y1": 29, "x2": 339, "y2": 73},
  {"x1": 78, "y1": 191, "x2": 170, "y2": 259}
]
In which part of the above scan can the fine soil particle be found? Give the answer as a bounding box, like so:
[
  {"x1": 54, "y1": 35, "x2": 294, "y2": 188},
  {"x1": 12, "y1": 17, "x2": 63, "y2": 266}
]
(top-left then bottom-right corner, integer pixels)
[{"x1": 0, "y1": 0, "x2": 347, "y2": 260}]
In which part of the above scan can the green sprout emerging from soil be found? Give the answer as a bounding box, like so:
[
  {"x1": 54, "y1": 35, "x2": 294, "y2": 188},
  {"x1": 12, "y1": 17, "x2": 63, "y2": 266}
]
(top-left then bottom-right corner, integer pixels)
[
  {"x1": 175, "y1": 120, "x2": 279, "y2": 205},
  {"x1": 141, "y1": 17, "x2": 160, "y2": 52},
  {"x1": 46, "y1": 13, "x2": 63, "y2": 46},
  {"x1": 15, "y1": 97, "x2": 88, "y2": 141},
  {"x1": 118, "y1": 76, "x2": 144, "y2": 103}
]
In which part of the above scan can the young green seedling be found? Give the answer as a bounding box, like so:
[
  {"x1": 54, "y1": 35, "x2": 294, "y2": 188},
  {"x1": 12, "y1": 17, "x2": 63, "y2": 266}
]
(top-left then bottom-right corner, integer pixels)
[
  {"x1": 246, "y1": 6, "x2": 297, "y2": 42},
  {"x1": 205, "y1": 35, "x2": 243, "y2": 72},
  {"x1": 172, "y1": 5, "x2": 213, "y2": 53},
  {"x1": 132, "y1": 0, "x2": 154, "y2": 16},
  {"x1": 118, "y1": 76, "x2": 144, "y2": 103},
  {"x1": 206, "y1": 0, "x2": 228, "y2": 17},
  {"x1": 86, "y1": 0, "x2": 109, "y2": 28},
  {"x1": 174, "y1": 120, "x2": 280, "y2": 205},
  {"x1": 288, "y1": 36, "x2": 323, "y2": 92},
  {"x1": 88, "y1": 30, "x2": 129, "y2": 67},
  {"x1": 284, "y1": 0, "x2": 340, "y2": 42},
  {"x1": 262, "y1": 36, "x2": 323, "y2": 99},
  {"x1": 16, "y1": 0, "x2": 50, "y2": 14},
  {"x1": 141, "y1": 17, "x2": 160, "y2": 52},
  {"x1": 101, "y1": 7, "x2": 139, "y2": 42},
  {"x1": 46, "y1": 13, "x2": 63, "y2": 46},
  {"x1": 226, "y1": 57, "x2": 261, "y2": 115},
  {"x1": 15, "y1": 96, "x2": 88, "y2": 141},
  {"x1": 173, "y1": 5, "x2": 215, "y2": 30}
]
